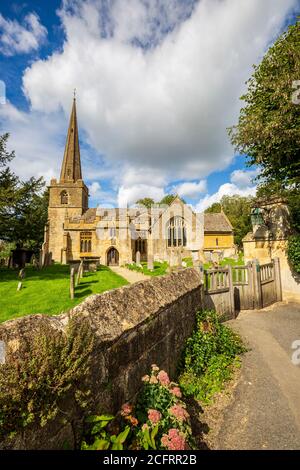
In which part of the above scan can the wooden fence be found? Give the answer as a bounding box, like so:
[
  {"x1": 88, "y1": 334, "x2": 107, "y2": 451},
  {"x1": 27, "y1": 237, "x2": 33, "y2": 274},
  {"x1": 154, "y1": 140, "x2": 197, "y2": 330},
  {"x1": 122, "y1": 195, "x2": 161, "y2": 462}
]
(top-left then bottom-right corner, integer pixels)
[{"x1": 203, "y1": 258, "x2": 282, "y2": 319}]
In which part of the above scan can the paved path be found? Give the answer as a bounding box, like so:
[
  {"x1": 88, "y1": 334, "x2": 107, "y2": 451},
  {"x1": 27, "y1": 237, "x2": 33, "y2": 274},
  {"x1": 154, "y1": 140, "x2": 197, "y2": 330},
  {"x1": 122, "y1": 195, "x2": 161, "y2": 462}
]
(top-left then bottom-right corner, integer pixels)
[
  {"x1": 213, "y1": 302, "x2": 300, "y2": 450},
  {"x1": 110, "y1": 266, "x2": 150, "y2": 284}
]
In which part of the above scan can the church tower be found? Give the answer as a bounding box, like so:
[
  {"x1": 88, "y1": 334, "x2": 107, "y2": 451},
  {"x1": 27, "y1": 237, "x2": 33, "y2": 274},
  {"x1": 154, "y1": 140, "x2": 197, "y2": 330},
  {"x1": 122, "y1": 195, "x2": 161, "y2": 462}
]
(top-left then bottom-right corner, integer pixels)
[{"x1": 47, "y1": 96, "x2": 89, "y2": 263}]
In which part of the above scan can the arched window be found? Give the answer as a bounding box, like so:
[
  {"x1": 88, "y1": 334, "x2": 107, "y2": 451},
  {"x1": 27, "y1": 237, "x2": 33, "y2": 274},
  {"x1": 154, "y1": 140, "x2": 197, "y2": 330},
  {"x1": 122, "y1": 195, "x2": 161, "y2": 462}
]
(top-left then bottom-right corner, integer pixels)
[
  {"x1": 61, "y1": 190, "x2": 69, "y2": 205},
  {"x1": 135, "y1": 237, "x2": 146, "y2": 254},
  {"x1": 80, "y1": 232, "x2": 92, "y2": 253},
  {"x1": 167, "y1": 216, "x2": 187, "y2": 247}
]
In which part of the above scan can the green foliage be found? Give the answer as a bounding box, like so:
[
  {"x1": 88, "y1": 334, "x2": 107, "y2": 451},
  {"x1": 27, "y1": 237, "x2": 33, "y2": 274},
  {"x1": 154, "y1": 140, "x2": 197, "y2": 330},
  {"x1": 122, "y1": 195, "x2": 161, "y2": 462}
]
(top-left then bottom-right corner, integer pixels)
[
  {"x1": 0, "y1": 241, "x2": 15, "y2": 259},
  {"x1": 0, "y1": 133, "x2": 14, "y2": 167},
  {"x1": 205, "y1": 195, "x2": 253, "y2": 247},
  {"x1": 179, "y1": 310, "x2": 245, "y2": 404},
  {"x1": 82, "y1": 367, "x2": 194, "y2": 450},
  {"x1": 0, "y1": 318, "x2": 94, "y2": 439},
  {"x1": 0, "y1": 133, "x2": 48, "y2": 250},
  {"x1": 182, "y1": 257, "x2": 193, "y2": 267},
  {"x1": 0, "y1": 264, "x2": 129, "y2": 323},
  {"x1": 81, "y1": 415, "x2": 130, "y2": 450},
  {"x1": 228, "y1": 19, "x2": 300, "y2": 189},
  {"x1": 136, "y1": 198, "x2": 155, "y2": 209},
  {"x1": 287, "y1": 235, "x2": 300, "y2": 274},
  {"x1": 159, "y1": 194, "x2": 186, "y2": 205},
  {"x1": 126, "y1": 261, "x2": 168, "y2": 276}
]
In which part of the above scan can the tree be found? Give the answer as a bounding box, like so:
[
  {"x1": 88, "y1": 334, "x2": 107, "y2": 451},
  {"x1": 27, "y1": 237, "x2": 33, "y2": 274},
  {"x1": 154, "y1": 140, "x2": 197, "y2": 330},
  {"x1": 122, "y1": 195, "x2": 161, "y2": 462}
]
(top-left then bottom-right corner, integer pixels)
[
  {"x1": 205, "y1": 195, "x2": 253, "y2": 247},
  {"x1": 136, "y1": 197, "x2": 155, "y2": 209},
  {"x1": 159, "y1": 194, "x2": 186, "y2": 205},
  {"x1": 228, "y1": 19, "x2": 300, "y2": 189},
  {"x1": 0, "y1": 133, "x2": 48, "y2": 250},
  {"x1": 0, "y1": 133, "x2": 14, "y2": 167}
]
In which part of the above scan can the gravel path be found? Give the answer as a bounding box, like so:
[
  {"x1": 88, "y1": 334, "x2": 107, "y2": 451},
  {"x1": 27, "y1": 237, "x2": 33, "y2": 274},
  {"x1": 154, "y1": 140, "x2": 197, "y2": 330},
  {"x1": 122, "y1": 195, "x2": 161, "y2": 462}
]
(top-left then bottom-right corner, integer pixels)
[
  {"x1": 109, "y1": 266, "x2": 151, "y2": 284},
  {"x1": 208, "y1": 302, "x2": 300, "y2": 450}
]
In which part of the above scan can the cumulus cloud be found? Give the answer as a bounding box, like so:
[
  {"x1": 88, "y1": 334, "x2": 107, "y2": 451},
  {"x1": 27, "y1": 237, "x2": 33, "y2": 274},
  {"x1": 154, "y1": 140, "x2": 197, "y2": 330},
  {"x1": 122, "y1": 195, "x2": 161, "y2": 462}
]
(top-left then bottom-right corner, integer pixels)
[
  {"x1": 1, "y1": 0, "x2": 298, "y2": 207},
  {"x1": 195, "y1": 169, "x2": 257, "y2": 212},
  {"x1": 22, "y1": 0, "x2": 297, "y2": 188},
  {"x1": 0, "y1": 101, "x2": 64, "y2": 181},
  {"x1": 230, "y1": 168, "x2": 259, "y2": 188},
  {"x1": 118, "y1": 184, "x2": 165, "y2": 208},
  {"x1": 0, "y1": 12, "x2": 47, "y2": 56},
  {"x1": 173, "y1": 180, "x2": 207, "y2": 199}
]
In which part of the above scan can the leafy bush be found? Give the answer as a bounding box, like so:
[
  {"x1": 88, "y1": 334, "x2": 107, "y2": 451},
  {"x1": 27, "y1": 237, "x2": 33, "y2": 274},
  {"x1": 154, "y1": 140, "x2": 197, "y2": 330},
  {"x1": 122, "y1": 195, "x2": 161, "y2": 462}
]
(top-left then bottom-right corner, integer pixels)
[
  {"x1": 179, "y1": 310, "x2": 245, "y2": 404},
  {"x1": 287, "y1": 235, "x2": 300, "y2": 274},
  {"x1": 81, "y1": 366, "x2": 194, "y2": 450},
  {"x1": 81, "y1": 415, "x2": 130, "y2": 450},
  {"x1": 0, "y1": 319, "x2": 94, "y2": 440}
]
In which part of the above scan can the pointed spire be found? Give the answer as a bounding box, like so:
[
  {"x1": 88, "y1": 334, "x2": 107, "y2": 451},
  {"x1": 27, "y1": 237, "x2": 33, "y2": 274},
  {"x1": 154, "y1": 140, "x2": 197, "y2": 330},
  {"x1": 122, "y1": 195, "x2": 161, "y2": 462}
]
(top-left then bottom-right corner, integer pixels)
[{"x1": 60, "y1": 94, "x2": 82, "y2": 183}]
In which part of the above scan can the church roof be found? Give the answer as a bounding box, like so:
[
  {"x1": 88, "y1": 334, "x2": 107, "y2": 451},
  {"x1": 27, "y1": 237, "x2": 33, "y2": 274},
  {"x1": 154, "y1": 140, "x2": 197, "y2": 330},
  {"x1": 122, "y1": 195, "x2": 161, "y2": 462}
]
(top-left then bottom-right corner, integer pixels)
[
  {"x1": 60, "y1": 97, "x2": 82, "y2": 183},
  {"x1": 204, "y1": 213, "x2": 233, "y2": 233}
]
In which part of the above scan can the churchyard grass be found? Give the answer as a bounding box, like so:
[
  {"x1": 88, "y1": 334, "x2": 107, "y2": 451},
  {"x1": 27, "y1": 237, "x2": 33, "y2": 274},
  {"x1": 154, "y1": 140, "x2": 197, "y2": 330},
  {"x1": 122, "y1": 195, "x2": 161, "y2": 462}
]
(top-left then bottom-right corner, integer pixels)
[
  {"x1": 125, "y1": 261, "x2": 169, "y2": 277},
  {"x1": 0, "y1": 264, "x2": 129, "y2": 323}
]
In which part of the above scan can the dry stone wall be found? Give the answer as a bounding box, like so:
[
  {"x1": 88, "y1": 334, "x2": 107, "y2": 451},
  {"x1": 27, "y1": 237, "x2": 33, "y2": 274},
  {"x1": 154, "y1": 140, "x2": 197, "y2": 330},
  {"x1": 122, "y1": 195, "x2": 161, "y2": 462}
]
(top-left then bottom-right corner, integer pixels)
[{"x1": 0, "y1": 268, "x2": 202, "y2": 449}]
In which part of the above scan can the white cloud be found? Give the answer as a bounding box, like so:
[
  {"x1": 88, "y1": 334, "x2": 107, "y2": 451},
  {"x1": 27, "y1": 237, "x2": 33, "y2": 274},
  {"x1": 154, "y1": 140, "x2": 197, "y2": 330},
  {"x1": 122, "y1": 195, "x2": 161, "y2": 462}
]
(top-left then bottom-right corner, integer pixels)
[
  {"x1": 88, "y1": 181, "x2": 101, "y2": 198},
  {"x1": 173, "y1": 180, "x2": 207, "y2": 199},
  {"x1": 1, "y1": 0, "x2": 297, "y2": 207},
  {"x1": 118, "y1": 184, "x2": 165, "y2": 208},
  {"x1": 195, "y1": 169, "x2": 258, "y2": 212},
  {"x1": 0, "y1": 12, "x2": 47, "y2": 56},
  {"x1": 230, "y1": 168, "x2": 259, "y2": 188},
  {"x1": 0, "y1": 101, "x2": 65, "y2": 181},
  {"x1": 21, "y1": 0, "x2": 297, "y2": 189}
]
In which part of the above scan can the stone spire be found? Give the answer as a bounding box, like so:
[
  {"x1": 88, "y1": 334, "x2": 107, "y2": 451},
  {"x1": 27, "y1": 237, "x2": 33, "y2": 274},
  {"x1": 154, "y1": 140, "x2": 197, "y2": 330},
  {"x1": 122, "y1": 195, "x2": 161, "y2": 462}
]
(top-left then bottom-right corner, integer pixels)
[{"x1": 60, "y1": 95, "x2": 82, "y2": 183}]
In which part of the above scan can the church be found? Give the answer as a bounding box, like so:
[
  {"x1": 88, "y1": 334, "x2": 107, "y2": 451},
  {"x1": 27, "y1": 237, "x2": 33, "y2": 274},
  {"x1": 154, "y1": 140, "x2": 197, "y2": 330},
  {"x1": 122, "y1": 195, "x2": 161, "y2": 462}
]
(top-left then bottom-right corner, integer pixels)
[{"x1": 42, "y1": 98, "x2": 234, "y2": 267}]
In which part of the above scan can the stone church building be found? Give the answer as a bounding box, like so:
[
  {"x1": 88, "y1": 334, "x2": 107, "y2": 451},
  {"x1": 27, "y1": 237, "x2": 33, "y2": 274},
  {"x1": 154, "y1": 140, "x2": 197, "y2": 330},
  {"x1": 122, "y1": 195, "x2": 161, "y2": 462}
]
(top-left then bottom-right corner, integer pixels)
[{"x1": 42, "y1": 98, "x2": 234, "y2": 266}]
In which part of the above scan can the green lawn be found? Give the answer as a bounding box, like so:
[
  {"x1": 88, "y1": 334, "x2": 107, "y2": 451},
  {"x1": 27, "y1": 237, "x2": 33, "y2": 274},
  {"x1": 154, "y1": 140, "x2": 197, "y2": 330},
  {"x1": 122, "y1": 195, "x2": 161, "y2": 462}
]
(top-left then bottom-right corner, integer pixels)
[
  {"x1": 125, "y1": 261, "x2": 169, "y2": 276},
  {"x1": 0, "y1": 264, "x2": 129, "y2": 323}
]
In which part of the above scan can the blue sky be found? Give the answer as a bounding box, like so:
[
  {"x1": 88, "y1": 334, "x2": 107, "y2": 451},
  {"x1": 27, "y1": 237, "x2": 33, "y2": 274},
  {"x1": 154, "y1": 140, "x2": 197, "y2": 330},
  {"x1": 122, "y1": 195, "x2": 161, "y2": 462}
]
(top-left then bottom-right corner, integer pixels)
[{"x1": 0, "y1": 0, "x2": 299, "y2": 210}]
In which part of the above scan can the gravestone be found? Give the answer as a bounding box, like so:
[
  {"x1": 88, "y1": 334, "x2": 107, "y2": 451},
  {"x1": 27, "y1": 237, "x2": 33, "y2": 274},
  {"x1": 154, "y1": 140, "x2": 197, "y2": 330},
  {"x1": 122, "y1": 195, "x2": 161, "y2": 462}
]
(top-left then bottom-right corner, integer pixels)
[
  {"x1": 70, "y1": 267, "x2": 75, "y2": 299},
  {"x1": 76, "y1": 260, "x2": 84, "y2": 286},
  {"x1": 17, "y1": 281, "x2": 22, "y2": 291},
  {"x1": 147, "y1": 255, "x2": 154, "y2": 271},
  {"x1": 136, "y1": 251, "x2": 141, "y2": 267},
  {"x1": 18, "y1": 268, "x2": 25, "y2": 280}
]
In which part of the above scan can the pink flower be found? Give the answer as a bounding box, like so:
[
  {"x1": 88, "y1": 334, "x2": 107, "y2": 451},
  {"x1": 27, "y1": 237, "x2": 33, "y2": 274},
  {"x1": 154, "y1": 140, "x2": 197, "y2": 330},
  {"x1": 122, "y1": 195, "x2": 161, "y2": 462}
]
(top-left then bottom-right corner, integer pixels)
[
  {"x1": 149, "y1": 375, "x2": 158, "y2": 384},
  {"x1": 170, "y1": 386, "x2": 182, "y2": 398},
  {"x1": 157, "y1": 370, "x2": 170, "y2": 386},
  {"x1": 142, "y1": 423, "x2": 149, "y2": 432},
  {"x1": 121, "y1": 403, "x2": 132, "y2": 416},
  {"x1": 169, "y1": 404, "x2": 189, "y2": 422},
  {"x1": 161, "y1": 429, "x2": 186, "y2": 450},
  {"x1": 142, "y1": 375, "x2": 150, "y2": 382},
  {"x1": 148, "y1": 409, "x2": 162, "y2": 425}
]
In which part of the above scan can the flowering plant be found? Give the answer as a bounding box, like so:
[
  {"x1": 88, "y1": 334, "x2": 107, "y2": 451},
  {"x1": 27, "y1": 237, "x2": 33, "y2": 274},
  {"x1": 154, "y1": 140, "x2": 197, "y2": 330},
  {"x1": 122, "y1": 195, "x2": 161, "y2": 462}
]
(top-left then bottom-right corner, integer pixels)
[
  {"x1": 133, "y1": 365, "x2": 193, "y2": 450},
  {"x1": 81, "y1": 365, "x2": 194, "y2": 450}
]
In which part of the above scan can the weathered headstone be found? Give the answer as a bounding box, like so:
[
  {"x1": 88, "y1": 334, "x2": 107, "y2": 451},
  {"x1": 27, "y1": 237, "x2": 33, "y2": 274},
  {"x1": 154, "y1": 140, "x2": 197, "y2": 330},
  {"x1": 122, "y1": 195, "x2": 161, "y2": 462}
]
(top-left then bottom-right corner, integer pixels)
[
  {"x1": 70, "y1": 267, "x2": 75, "y2": 299},
  {"x1": 76, "y1": 260, "x2": 84, "y2": 286},
  {"x1": 147, "y1": 255, "x2": 154, "y2": 271},
  {"x1": 136, "y1": 251, "x2": 141, "y2": 267},
  {"x1": 17, "y1": 281, "x2": 22, "y2": 291},
  {"x1": 18, "y1": 268, "x2": 25, "y2": 279}
]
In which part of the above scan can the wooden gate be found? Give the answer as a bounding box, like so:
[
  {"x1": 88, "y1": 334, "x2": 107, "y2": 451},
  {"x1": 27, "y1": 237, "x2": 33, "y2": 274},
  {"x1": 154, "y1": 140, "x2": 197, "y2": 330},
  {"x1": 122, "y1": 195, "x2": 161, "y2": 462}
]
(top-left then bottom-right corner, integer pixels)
[{"x1": 203, "y1": 258, "x2": 282, "y2": 318}]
